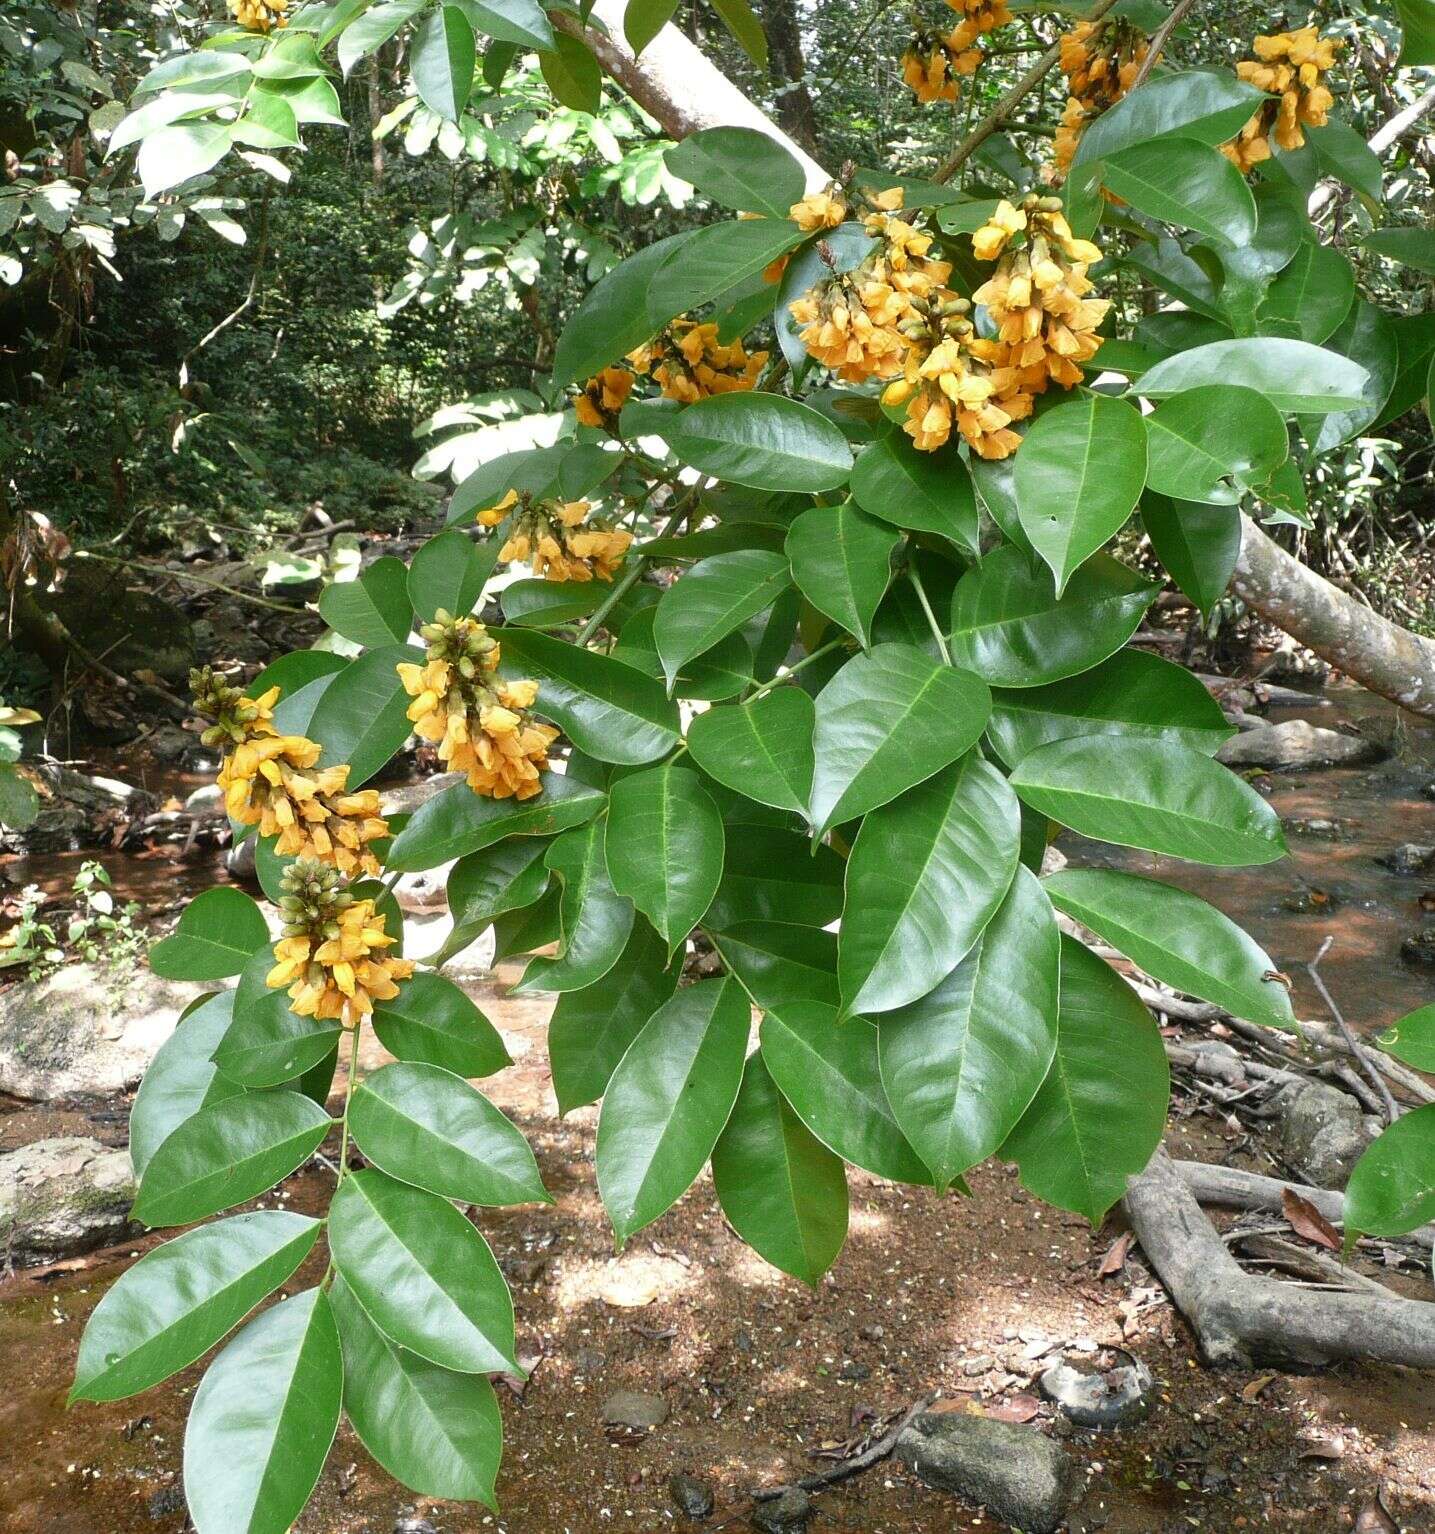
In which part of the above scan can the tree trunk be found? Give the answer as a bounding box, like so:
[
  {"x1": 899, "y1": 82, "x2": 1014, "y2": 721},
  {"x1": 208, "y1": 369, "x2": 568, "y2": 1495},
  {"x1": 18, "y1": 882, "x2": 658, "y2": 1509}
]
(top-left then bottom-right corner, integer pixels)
[{"x1": 760, "y1": 0, "x2": 820, "y2": 157}]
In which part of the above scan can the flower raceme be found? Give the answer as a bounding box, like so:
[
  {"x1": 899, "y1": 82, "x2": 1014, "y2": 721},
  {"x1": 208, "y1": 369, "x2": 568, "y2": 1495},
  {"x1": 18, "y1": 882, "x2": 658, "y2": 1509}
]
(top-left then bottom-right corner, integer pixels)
[
  {"x1": 227, "y1": 0, "x2": 287, "y2": 31},
  {"x1": 396, "y1": 611, "x2": 559, "y2": 802},
  {"x1": 901, "y1": 27, "x2": 982, "y2": 105},
  {"x1": 574, "y1": 366, "x2": 634, "y2": 431},
  {"x1": 266, "y1": 859, "x2": 413, "y2": 1022},
  {"x1": 946, "y1": 0, "x2": 1011, "y2": 51},
  {"x1": 631, "y1": 319, "x2": 768, "y2": 403},
  {"x1": 478, "y1": 489, "x2": 633, "y2": 583},
  {"x1": 1224, "y1": 26, "x2": 1339, "y2": 172},
  {"x1": 1051, "y1": 19, "x2": 1149, "y2": 178}
]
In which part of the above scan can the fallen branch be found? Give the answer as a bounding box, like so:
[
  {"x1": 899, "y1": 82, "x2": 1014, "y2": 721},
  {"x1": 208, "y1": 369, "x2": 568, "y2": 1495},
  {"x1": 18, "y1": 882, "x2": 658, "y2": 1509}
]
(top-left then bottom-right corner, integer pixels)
[{"x1": 750, "y1": 1391, "x2": 940, "y2": 1502}]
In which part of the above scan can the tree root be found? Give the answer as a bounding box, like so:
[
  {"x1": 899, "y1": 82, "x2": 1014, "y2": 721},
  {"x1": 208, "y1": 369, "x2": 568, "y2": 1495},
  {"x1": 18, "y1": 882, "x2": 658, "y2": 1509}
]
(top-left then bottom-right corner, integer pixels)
[{"x1": 1124, "y1": 1150, "x2": 1435, "y2": 1371}]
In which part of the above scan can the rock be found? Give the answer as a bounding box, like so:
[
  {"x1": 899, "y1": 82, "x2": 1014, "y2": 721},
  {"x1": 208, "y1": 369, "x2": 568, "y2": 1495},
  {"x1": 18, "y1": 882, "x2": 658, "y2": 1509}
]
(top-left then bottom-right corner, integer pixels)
[
  {"x1": 379, "y1": 772, "x2": 464, "y2": 817},
  {"x1": 0, "y1": 1137, "x2": 138, "y2": 1264},
  {"x1": 895, "y1": 1411, "x2": 1078, "y2": 1534},
  {"x1": 602, "y1": 1390, "x2": 669, "y2": 1430},
  {"x1": 146, "y1": 1482, "x2": 187, "y2": 1520},
  {"x1": 859, "y1": 1323, "x2": 885, "y2": 1341},
  {"x1": 750, "y1": 1488, "x2": 812, "y2": 1533},
  {"x1": 146, "y1": 724, "x2": 194, "y2": 764},
  {"x1": 0, "y1": 963, "x2": 200, "y2": 1099},
  {"x1": 1401, "y1": 931, "x2": 1435, "y2": 969},
  {"x1": 392, "y1": 868, "x2": 450, "y2": 913},
  {"x1": 1040, "y1": 1355, "x2": 1153, "y2": 1428},
  {"x1": 669, "y1": 1473, "x2": 715, "y2": 1520},
  {"x1": 184, "y1": 783, "x2": 225, "y2": 816},
  {"x1": 226, "y1": 833, "x2": 258, "y2": 880},
  {"x1": 40, "y1": 562, "x2": 196, "y2": 688},
  {"x1": 1377, "y1": 844, "x2": 1435, "y2": 876},
  {"x1": 1273, "y1": 1079, "x2": 1372, "y2": 1188},
  {"x1": 573, "y1": 1347, "x2": 606, "y2": 1374},
  {"x1": 1215, "y1": 719, "x2": 1383, "y2": 772},
  {"x1": 0, "y1": 762, "x2": 150, "y2": 855},
  {"x1": 839, "y1": 1360, "x2": 871, "y2": 1381}
]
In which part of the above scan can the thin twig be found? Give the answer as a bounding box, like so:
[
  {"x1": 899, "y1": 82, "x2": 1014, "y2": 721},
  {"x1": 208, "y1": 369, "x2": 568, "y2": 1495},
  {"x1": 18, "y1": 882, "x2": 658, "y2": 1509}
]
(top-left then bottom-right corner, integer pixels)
[
  {"x1": 749, "y1": 1391, "x2": 940, "y2": 1502},
  {"x1": 1127, "y1": 0, "x2": 1198, "y2": 93},
  {"x1": 574, "y1": 486, "x2": 702, "y2": 645},
  {"x1": 72, "y1": 550, "x2": 303, "y2": 616},
  {"x1": 1306, "y1": 935, "x2": 1399, "y2": 1124}
]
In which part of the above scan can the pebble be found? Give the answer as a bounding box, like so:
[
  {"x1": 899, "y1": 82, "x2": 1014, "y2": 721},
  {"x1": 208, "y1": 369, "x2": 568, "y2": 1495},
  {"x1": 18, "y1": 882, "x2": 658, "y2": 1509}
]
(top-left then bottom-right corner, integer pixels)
[
  {"x1": 669, "y1": 1473, "x2": 715, "y2": 1520},
  {"x1": 750, "y1": 1487, "x2": 812, "y2": 1532},
  {"x1": 601, "y1": 1390, "x2": 669, "y2": 1430}
]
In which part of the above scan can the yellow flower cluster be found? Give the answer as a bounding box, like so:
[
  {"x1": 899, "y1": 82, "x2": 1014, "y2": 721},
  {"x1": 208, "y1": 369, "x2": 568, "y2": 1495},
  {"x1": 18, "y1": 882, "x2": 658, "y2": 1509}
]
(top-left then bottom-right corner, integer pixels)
[
  {"x1": 575, "y1": 366, "x2": 634, "y2": 432},
  {"x1": 630, "y1": 320, "x2": 767, "y2": 404},
  {"x1": 971, "y1": 195, "x2": 1109, "y2": 392},
  {"x1": 396, "y1": 610, "x2": 559, "y2": 801},
  {"x1": 267, "y1": 860, "x2": 413, "y2": 1023},
  {"x1": 789, "y1": 188, "x2": 849, "y2": 234},
  {"x1": 228, "y1": 0, "x2": 287, "y2": 31},
  {"x1": 902, "y1": 27, "x2": 982, "y2": 105},
  {"x1": 946, "y1": 0, "x2": 1010, "y2": 51},
  {"x1": 1224, "y1": 27, "x2": 1338, "y2": 172},
  {"x1": 477, "y1": 489, "x2": 632, "y2": 582},
  {"x1": 191, "y1": 668, "x2": 388, "y2": 879},
  {"x1": 1051, "y1": 19, "x2": 1148, "y2": 179}
]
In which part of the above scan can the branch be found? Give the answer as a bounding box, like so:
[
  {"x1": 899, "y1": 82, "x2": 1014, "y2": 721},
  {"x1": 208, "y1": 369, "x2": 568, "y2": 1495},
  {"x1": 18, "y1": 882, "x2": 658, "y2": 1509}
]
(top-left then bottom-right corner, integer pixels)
[
  {"x1": 1308, "y1": 81, "x2": 1435, "y2": 216},
  {"x1": 1127, "y1": 0, "x2": 1197, "y2": 93}
]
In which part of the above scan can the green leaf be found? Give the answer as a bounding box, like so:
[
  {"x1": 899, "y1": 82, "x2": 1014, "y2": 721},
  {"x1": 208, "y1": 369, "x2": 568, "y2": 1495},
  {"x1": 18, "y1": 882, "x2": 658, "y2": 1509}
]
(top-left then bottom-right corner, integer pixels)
[
  {"x1": 948, "y1": 547, "x2": 1158, "y2": 688},
  {"x1": 515, "y1": 818, "x2": 634, "y2": 992},
  {"x1": 448, "y1": 443, "x2": 607, "y2": 525},
  {"x1": 232, "y1": 89, "x2": 300, "y2": 150},
  {"x1": 1257, "y1": 241, "x2": 1355, "y2": 344},
  {"x1": 386, "y1": 772, "x2": 605, "y2": 870},
  {"x1": 760, "y1": 1002, "x2": 932, "y2": 1184},
  {"x1": 658, "y1": 393, "x2": 853, "y2": 493},
  {"x1": 971, "y1": 455, "x2": 1033, "y2": 558},
  {"x1": 985, "y1": 649, "x2": 1234, "y2": 764},
  {"x1": 653, "y1": 550, "x2": 791, "y2": 688},
  {"x1": 442, "y1": 837, "x2": 551, "y2": 957},
  {"x1": 772, "y1": 221, "x2": 876, "y2": 372},
  {"x1": 551, "y1": 231, "x2": 700, "y2": 389},
  {"x1": 372, "y1": 970, "x2": 511, "y2": 1076},
  {"x1": 1396, "y1": 0, "x2": 1435, "y2": 65},
  {"x1": 494, "y1": 626, "x2": 682, "y2": 764},
  {"x1": 1144, "y1": 386, "x2": 1288, "y2": 505},
  {"x1": 711, "y1": 1052, "x2": 848, "y2": 1286},
  {"x1": 454, "y1": 0, "x2": 555, "y2": 48},
  {"x1": 713, "y1": 921, "x2": 840, "y2": 1011},
  {"x1": 1372, "y1": 314, "x2": 1435, "y2": 429},
  {"x1": 501, "y1": 576, "x2": 615, "y2": 628},
  {"x1": 246, "y1": 649, "x2": 348, "y2": 702},
  {"x1": 1014, "y1": 393, "x2": 1148, "y2": 592},
  {"x1": 550, "y1": 922, "x2": 683, "y2": 1114},
  {"x1": 878, "y1": 867, "x2": 1059, "y2": 1190},
  {"x1": 849, "y1": 432, "x2": 979, "y2": 552},
  {"x1": 1009, "y1": 736, "x2": 1288, "y2": 866},
  {"x1": 1309, "y1": 299, "x2": 1399, "y2": 452},
  {"x1": 539, "y1": 32, "x2": 602, "y2": 111},
  {"x1": 329, "y1": 1169, "x2": 518, "y2": 1372},
  {"x1": 0, "y1": 766, "x2": 38, "y2": 829},
  {"x1": 785, "y1": 502, "x2": 899, "y2": 649},
  {"x1": 1377, "y1": 1005, "x2": 1435, "y2": 1072},
  {"x1": 595, "y1": 978, "x2": 750, "y2": 1244},
  {"x1": 809, "y1": 643, "x2": 992, "y2": 837},
  {"x1": 350, "y1": 1061, "x2": 549, "y2": 1205},
  {"x1": 840, "y1": 754, "x2": 1020, "y2": 1016},
  {"x1": 72, "y1": 1212, "x2": 320, "y2": 1403},
  {"x1": 1072, "y1": 70, "x2": 1266, "y2": 167},
  {"x1": 183, "y1": 1289, "x2": 341, "y2": 1534},
  {"x1": 330, "y1": 1276, "x2": 501, "y2": 1510},
  {"x1": 306, "y1": 644, "x2": 423, "y2": 788},
  {"x1": 1364, "y1": 225, "x2": 1435, "y2": 276},
  {"x1": 1001, "y1": 937, "x2": 1168, "y2": 1224},
  {"x1": 129, "y1": 992, "x2": 245, "y2": 1179},
  {"x1": 1142, "y1": 495, "x2": 1242, "y2": 614},
  {"x1": 407, "y1": 529, "x2": 494, "y2": 621},
  {"x1": 1306, "y1": 118, "x2": 1383, "y2": 199},
  {"x1": 685, "y1": 687, "x2": 814, "y2": 816},
  {"x1": 649, "y1": 218, "x2": 801, "y2": 329},
  {"x1": 605, "y1": 765, "x2": 723, "y2": 954},
  {"x1": 613, "y1": 607, "x2": 753, "y2": 700},
  {"x1": 136, "y1": 122, "x2": 233, "y2": 198},
  {"x1": 1135, "y1": 338, "x2": 1370, "y2": 414},
  {"x1": 319, "y1": 558, "x2": 413, "y2": 647},
  {"x1": 1044, "y1": 867, "x2": 1296, "y2": 1030},
  {"x1": 412, "y1": 4, "x2": 475, "y2": 121},
  {"x1": 149, "y1": 887, "x2": 268, "y2": 982},
  {"x1": 135, "y1": 50, "x2": 253, "y2": 97},
  {"x1": 1102, "y1": 137, "x2": 1256, "y2": 244},
  {"x1": 664, "y1": 126, "x2": 806, "y2": 217},
  {"x1": 492, "y1": 884, "x2": 562, "y2": 958},
  {"x1": 1344, "y1": 1105, "x2": 1435, "y2": 1239},
  {"x1": 133, "y1": 1090, "x2": 332, "y2": 1228},
  {"x1": 710, "y1": 0, "x2": 767, "y2": 63},
  {"x1": 624, "y1": 0, "x2": 680, "y2": 53},
  {"x1": 705, "y1": 823, "x2": 844, "y2": 932},
  {"x1": 213, "y1": 948, "x2": 343, "y2": 1088},
  {"x1": 338, "y1": 0, "x2": 428, "y2": 74}
]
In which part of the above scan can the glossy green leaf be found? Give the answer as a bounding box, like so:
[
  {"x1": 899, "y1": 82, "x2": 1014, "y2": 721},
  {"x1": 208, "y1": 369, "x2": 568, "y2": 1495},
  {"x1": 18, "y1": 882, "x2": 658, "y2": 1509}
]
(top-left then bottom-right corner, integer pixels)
[
  {"x1": 1396, "y1": 0, "x2": 1435, "y2": 65},
  {"x1": 213, "y1": 948, "x2": 343, "y2": 1088},
  {"x1": 605, "y1": 765, "x2": 723, "y2": 954},
  {"x1": 986, "y1": 648, "x2": 1234, "y2": 765},
  {"x1": 338, "y1": 0, "x2": 426, "y2": 74},
  {"x1": 137, "y1": 122, "x2": 233, "y2": 198},
  {"x1": 371, "y1": 970, "x2": 511, "y2": 1077},
  {"x1": 183, "y1": 1289, "x2": 341, "y2": 1534},
  {"x1": 705, "y1": 823, "x2": 844, "y2": 932},
  {"x1": 318, "y1": 557, "x2": 412, "y2": 647},
  {"x1": 1306, "y1": 118, "x2": 1382, "y2": 199},
  {"x1": 306, "y1": 644, "x2": 423, "y2": 788},
  {"x1": 133, "y1": 1090, "x2": 331, "y2": 1228},
  {"x1": 457, "y1": 0, "x2": 555, "y2": 49},
  {"x1": 539, "y1": 32, "x2": 601, "y2": 111},
  {"x1": 550, "y1": 922, "x2": 683, "y2": 1114},
  {"x1": 711, "y1": 0, "x2": 767, "y2": 64},
  {"x1": 515, "y1": 819, "x2": 634, "y2": 992},
  {"x1": 653, "y1": 550, "x2": 792, "y2": 688},
  {"x1": 330, "y1": 1276, "x2": 501, "y2": 1510},
  {"x1": 72, "y1": 1212, "x2": 320, "y2": 1403},
  {"x1": 1001, "y1": 937, "x2": 1168, "y2": 1223},
  {"x1": 411, "y1": 5, "x2": 475, "y2": 121},
  {"x1": 624, "y1": 0, "x2": 680, "y2": 53},
  {"x1": 664, "y1": 126, "x2": 806, "y2": 217},
  {"x1": 1364, "y1": 225, "x2": 1435, "y2": 275},
  {"x1": 386, "y1": 772, "x2": 605, "y2": 870},
  {"x1": 1142, "y1": 495, "x2": 1242, "y2": 613},
  {"x1": 685, "y1": 687, "x2": 814, "y2": 816},
  {"x1": 245, "y1": 650, "x2": 348, "y2": 701},
  {"x1": 329, "y1": 1169, "x2": 518, "y2": 1372},
  {"x1": 1372, "y1": 314, "x2": 1435, "y2": 430},
  {"x1": 438, "y1": 837, "x2": 551, "y2": 964},
  {"x1": 1135, "y1": 338, "x2": 1370, "y2": 414},
  {"x1": 785, "y1": 502, "x2": 899, "y2": 648},
  {"x1": 1044, "y1": 867, "x2": 1296, "y2": 1029},
  {"x1": 1103, "y1": 137, "x2": 1256, "y2": 244},
  {"x1": 407, "y1": 528, "x2": 494, "y2": 621},
  {"x1": 713, "y1": 921, "x2": 840, "y2": 1011},
  {"x1": 492, "y1": 883, "x2": 562, "y2": 959},
  {"x1": 711, "y1": 1053, "x2": 848, "y2": 1286},
  {"x1": 1014, "y1": 393, "x2": 1148, "y2": 592},
  {"x1": 658, "y1": 393, "x2": 854, "y2": 493},
  {"x1": 1257, "y1": 240, "x2": 1354, "y2": 344},
  {"x1": 500, "y1": 576, "x2": 613, "y2": 628},
  {"x1": 350, "y1": 1061, "x2": 548, "y2": 1205},
  {"x1": 849, "y1": 432, "x2": 979, "y2": 552},
  {"x1": 648, "y1": 219, "x2": 804, "y2": 329},
  {"x1": 1310, "y1": 299, "x2": 1399, "y2": 452},
  {"x1": 948, "y1": 547, "x2": 1158, "y2": 688},
  {"x1": 840, "y1": 754, "x2": 1020, "y2": 1015},
  {"x1": 772, "y1": 221, "x2": 875, "y2": 371},
  {"x1": 1009, "y1": 735, "x2": 1287, "y2": 866},
  {"x1": 1143, "y1": 386, "x2": 1288, "y2": 504},
  {"x1": 595, "y1": 978, "x2": 750, "y2": 1244},
  {"x1": 150, "y1": 887, "x2": 268, "y2": 982},
  {"x1": 1377, "y1": 1005, "x2": 1435, "y2": 1071},
  {"x1": 809, "y1": 643, "x2": 992, "y2": 837},
  {"x1": 1073, "y1": 70, "x2": 1266, "y2": 167},
  {"x1": 1344, "y1": 1105, "x2": 1435, "y2": 1239},
  {"x1": 760, "y1": 1002, "x2": 931, "y2": 1184},
  {"x1": 878, "y1": 867, "x2": 1059, "y2": 1190},
  {"x1": 494, "y1": 626, "x2": 681, "y2": 763}
]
